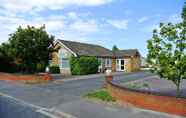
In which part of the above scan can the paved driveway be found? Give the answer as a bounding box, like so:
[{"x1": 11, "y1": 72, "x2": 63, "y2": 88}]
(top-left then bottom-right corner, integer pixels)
[{"x1": 0, "y1": 71, "x2": 183, "y2": 118}]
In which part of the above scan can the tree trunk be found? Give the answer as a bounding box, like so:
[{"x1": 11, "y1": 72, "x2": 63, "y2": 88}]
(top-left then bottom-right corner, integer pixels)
[{"x1": 176, "y1": 83, "x2": 181, "y2": 97}]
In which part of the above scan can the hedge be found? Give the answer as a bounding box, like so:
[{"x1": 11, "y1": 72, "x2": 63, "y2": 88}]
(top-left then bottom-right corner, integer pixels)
[
  {"x1": 70, "y1": 56, "x2": 99, "y2": 75},
  {"x1": 0, "y1": 55, "x2": 16, "y2": 73},
  {"x1": 49, "y1": 65, "x2": 60, "y2": 74}
]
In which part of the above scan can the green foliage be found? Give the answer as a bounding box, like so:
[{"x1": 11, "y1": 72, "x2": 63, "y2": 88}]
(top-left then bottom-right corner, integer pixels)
[
  {"x1": 125, "y1": 82, "x2": 150, "y2": 90},
  {"x1": 182, "y1": 2, "x2": 186, "y2": 23},
  {"x1": 85, "y1": 89, "x2": 116, "y2": 102},
  {"x1": 49, "y1": 65, "x2": 60, "y2": 73},
  {"x1": 0, "y1": 25, "x2": 54, "y2": 73},
  {"x1": 0, "y1": 44, "x2": 16, "y2": 73},
  {"x1": 112, "y1": 45, "x2": 119, "y2": 52},
  {"x1": 143, "y1": 83, "x2": 150, "y2": 88},
  {"x1": 70, "y1": 57, "x2": 81, "y2": 75},
  {"x1": 36, "y1": 62, "x2": 46, "y2": 72},
  {"x1": 0, "y1": 53, "x2": 16, "y2": 73},
  {"x1": 125, "y1": 83, "x2": 143, "y2": 89},
  {"x1": 70, "y1": 56, "x2": 99, "y2": 75},
  {"x1": 147, "y1": 3, "x2": 186, "y2": 96}
]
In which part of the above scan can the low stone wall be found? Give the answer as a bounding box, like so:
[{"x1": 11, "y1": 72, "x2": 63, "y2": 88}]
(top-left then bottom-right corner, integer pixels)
[
  {"x1": 0, "y1": 72, "x2": 53, "y2": 81},
  {"x1": 37, "y1": 73, "x2": 53, "y2": 81},
  {"x1": 106, "y1": 80, "x2": 186, "y2": 116}
]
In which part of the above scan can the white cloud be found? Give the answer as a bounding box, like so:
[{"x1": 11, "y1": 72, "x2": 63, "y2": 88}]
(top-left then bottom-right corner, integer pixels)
[
  {"x1": 107, "y1": 19, "x2": 128, "y2": 29},
  {"x1": 0, "y1": 0, "x2": 113, "y2": 44},
  {"x1": 0, "y1": 0, "x2": 112, "y2": 13},
  {"x1": 138, "y1": 16, "x2": 149, "y2": 23},
  {"x1": 0, "y1": 10, "x2": 103, "y2": 44},
  {"x1": 0, "y1": 14, "x2": 66, "y2": 44},
  {"x1": 69, "y1": 19, "x2": 99, "y2": 34},
  {"x1": 68, "y1": 12, "x2": 79, "y2": 20}
]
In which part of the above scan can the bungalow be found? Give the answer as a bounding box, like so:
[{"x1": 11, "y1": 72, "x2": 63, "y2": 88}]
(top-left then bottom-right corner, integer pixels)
[{"x1": 51, "y1": 39, "x2": 141, "y2": 75}]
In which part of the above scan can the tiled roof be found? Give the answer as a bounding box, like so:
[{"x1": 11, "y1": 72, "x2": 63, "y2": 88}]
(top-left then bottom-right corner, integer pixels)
[
  {"x1": 114, "y1": 49, "x2": 140, "y2": 57},
  {"x1": 58, "y1": 39, "x2": 113, "y2": 57},
  {"x1": 58, "y1": 39, "x2": 140, "y2": 57}
]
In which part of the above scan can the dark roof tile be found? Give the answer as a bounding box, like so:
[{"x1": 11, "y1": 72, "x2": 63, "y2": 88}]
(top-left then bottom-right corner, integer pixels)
[
  {"x1": 114, "y1": 49, "x2": 140, "y2": 57},
  {"x1": 58, "y1": 40, "x2": 140, "y2": 58},
  {"x1": 58, "y1": 39, "x2": 113, "y2": 57}
]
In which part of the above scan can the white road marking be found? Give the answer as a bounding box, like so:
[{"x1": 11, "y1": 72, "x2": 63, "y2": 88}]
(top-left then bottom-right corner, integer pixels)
[
  {"x1": 0, "y1": 92, "x2": 77, "y2": 118},
  {"x1": 105, "y1": 106, "x2": 118, "y2": 112}
]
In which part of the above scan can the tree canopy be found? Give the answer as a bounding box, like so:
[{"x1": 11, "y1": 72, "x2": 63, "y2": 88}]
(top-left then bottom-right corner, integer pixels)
[
  {"x1": 0, "y1": 25, "x2": 54, "y2": 73},
  {"x1": 147, "y1": 2, "x2": 186, "y2": 96},
  {"x1": 112, "y1": 45, "x2": 119, "y2": 52}
]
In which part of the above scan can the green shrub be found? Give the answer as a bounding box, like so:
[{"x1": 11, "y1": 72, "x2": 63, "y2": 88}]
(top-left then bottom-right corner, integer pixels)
[
  {"x1": 70, "y1": 56, "x2": 99, "y2": 75},
  {"x1": 0, "y1": 54, "x2": 16, "y2": 73},
  {"x1": 85, "y1": 89, "x2": 116, "y2": 102},
  {"x1": 36, "y1": 62, "x2": 47, "y2": 72},
  {"x1": 49, "y1": 65, "x2": 60, "y2": 73},
  {"x1": 15, "y1": 64, "x2": 27, "y2": 73}
]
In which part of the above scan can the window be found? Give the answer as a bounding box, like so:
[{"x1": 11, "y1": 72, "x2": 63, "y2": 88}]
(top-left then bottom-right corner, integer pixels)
[
  {"x1": 121, "y1": 60, "x2": 125, "y2": 70},
  {"x1": 105, "y1": 58, "x2": 112, "y2": 67},
  {"x1": 48, "y1": 60, "x2": 52, "y2": 66},
  {"x1": 116, "y1": 59, "x2": 125, "y2": 71},
  {"x1": 61, "y1": 58, "x2": 69, "y2": 68},
  {"x1": 59, "y1": 49, "x2": 70, "y2": 69},
  {"x1": 116, "y1": 59, "x2": 119, "y2": 70},
  {"x1": 98, "y1": 58, "x2": 103, "y2": 66}
]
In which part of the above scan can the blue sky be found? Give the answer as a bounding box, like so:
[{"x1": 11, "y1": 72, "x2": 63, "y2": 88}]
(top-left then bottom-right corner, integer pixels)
[{"x1": 0, "y1": 0, "x2": 184, "y2": 56}]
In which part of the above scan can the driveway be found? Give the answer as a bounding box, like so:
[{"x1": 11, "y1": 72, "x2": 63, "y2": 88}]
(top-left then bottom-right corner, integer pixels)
[{"x1": 0, "y1": 71, "x2": 183, "y2": 118}]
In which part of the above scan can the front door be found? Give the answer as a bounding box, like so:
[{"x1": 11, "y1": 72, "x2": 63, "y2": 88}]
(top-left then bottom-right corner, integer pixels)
[{"x1": 116, "y1": 59, "x2": 125, "y2": 71}]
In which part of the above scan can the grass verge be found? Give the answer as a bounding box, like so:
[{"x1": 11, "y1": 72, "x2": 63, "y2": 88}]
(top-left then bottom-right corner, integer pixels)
[{"x1": 84, "y1": 89, "x2": 116, "y2": 102}]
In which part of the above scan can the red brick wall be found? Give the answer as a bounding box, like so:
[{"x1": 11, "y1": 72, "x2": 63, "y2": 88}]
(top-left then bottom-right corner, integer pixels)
[{"x1": 106, "y1": 81, "x2": 186, "y2": 116}]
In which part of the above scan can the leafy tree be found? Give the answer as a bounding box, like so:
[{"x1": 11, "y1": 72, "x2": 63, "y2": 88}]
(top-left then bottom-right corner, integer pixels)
[
  {"x1": 182, "y1": 2, "x2": 186, "y2": 23},
  {"x1": 147, "y1": 2, "x2": 186, "y2": 97},
  {"x1": 0, "y1": 44, "x2": 16, "y2": 72},
  {"x1": 2, "y1": 25, "x2": 54, "y2": 73},
  {"x1": 112, "y1": 45, "x2": 119, "y2": 52}
]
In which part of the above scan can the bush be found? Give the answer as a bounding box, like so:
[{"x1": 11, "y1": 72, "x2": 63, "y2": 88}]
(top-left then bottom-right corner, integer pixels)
[
  {"x1": 0, "y1": 55, "x2": 16, "y2": 73},
  {"x1": 36, "y1": 62, "x2": 46, "y2": 72},
  {"x1": 70, "y1": 56, "x2": 99, "y2": 75},
  {"x1": 49, "y1": 65, "x2": 60, "y2": 73},
  {"x1": 85, "y1": 89, "x2": 116, "y2": 102}
]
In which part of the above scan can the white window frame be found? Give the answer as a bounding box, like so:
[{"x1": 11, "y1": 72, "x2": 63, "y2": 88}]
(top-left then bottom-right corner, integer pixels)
[
  {"x1": 98, "y1": 58, "x2": 103, "y2": 67},
  {"x1": 116, "y1": 59, "x2": 125, "y2": 71},
  {"x1": 61, "y1": 58, "x2": 69, "y2": 69},
  {"x1": 59, "y1": 49, "x2": 70, "y2": 69},
  {"x1": 105, "y1": 58, "x2": 112, "y2": 67}
]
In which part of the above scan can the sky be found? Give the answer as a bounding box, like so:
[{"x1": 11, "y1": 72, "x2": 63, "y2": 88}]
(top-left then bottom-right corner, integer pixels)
[{"x1": 0, "y1": 0, "x2": 184, "y2": 57}]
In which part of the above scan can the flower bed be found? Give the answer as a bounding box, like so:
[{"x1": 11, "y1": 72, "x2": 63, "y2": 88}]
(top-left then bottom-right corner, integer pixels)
[
  {"x1": 121, "y1": 76, "x2": 186, "y2": 98},
  {"x1": 106, "y1": 78, "x2": 186, "y2": 116}
]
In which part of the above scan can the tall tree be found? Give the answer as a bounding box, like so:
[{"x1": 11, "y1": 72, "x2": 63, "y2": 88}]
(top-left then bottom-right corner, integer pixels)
[
  {"x1": 112, "y1": 45, "x2": 119, "y2": 52},
  {"x1": 0, "y1": 44, "x2": 15, "y2": 72},
  {"x1": 182, "y1": 2, "x2": 186, "y2": 22},
  {"x1": 4, "y1": 25, "x2": 54, "y2": 73},
  {"x1": 147, "y1": 2, "x2": 186, "y2": 97}
]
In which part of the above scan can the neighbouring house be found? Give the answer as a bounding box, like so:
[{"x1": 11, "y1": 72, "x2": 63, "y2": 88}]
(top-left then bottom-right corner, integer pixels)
[
  {"x1": 141, "y1": 57, "x2": 148, "y2": 68},
  {"x1": 50, "y1": 39, "x2": 141, "y2": 75}
]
